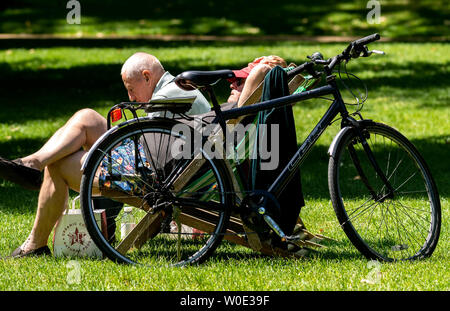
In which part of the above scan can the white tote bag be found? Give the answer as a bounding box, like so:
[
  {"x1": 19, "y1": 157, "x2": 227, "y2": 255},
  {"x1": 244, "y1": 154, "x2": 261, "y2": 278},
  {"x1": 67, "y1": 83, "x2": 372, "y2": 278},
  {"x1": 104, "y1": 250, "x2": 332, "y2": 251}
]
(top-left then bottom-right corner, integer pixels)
[{"x1": 53, "y1": 195, "x2": 107, "y2": 258}]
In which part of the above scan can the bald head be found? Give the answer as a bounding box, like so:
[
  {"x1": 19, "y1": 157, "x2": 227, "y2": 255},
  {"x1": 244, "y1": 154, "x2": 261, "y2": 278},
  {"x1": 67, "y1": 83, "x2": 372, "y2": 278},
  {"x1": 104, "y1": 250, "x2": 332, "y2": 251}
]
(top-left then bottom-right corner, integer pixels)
[
  {"x1": 121, "y1": 52, "x2": 165, "y2": 80},
  {"x1": 121, "y1": 52, "x2": 165, "y2": 102}
]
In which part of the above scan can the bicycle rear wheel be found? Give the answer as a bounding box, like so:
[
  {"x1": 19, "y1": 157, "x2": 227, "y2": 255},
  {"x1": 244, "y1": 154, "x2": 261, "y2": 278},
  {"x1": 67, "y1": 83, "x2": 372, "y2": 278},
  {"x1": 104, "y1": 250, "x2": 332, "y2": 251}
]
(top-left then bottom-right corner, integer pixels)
[
  {"x1": 329, "y1": 121, "x2": 441, "y2": 261},
  {"x1": 80, "y1": 118, "x2": 234, "y2": 266}
]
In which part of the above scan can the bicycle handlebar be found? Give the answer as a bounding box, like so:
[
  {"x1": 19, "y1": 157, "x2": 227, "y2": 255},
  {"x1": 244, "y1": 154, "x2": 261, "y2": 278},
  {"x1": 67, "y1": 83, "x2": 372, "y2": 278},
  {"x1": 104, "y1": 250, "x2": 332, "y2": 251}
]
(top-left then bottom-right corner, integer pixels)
[
  {"x1": 352, "y1": 33, "x2": 380, "y2": 47},
  {"x1": 335, "y1": 33, "x2": 380, "y2": 67},
  {"x1": 286, "y1": 61, "x2": 315, "y2": 79},
  {"x1": 287, "y1": 33, "x2": 381, "y2": 79}
]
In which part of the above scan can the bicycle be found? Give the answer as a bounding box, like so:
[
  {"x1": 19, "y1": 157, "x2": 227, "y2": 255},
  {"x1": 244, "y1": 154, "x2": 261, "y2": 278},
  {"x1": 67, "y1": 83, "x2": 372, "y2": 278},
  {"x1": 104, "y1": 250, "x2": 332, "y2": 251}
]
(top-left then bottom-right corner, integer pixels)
[{"x1": 80, "y1": 33, "x2": 441, "y2": 266}]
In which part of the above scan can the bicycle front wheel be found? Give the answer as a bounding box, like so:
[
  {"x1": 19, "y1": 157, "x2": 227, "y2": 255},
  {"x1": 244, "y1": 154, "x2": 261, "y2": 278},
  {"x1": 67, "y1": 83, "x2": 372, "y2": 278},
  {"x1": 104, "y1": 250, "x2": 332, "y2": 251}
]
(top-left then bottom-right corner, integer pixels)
[
  {"x1": 80, "y1": 118, "x2": 234, "y2": 266},
  {"x1": 329, "y1": 121, "x2": 441, "y2": 261}
]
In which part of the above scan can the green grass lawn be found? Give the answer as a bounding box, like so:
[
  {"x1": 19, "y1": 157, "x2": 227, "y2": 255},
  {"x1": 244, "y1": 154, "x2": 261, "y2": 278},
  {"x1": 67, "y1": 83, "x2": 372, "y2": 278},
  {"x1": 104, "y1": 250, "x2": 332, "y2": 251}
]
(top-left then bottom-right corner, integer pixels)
[{"x1": 0, "y1": 40, "x2": 448, "y2": 290}]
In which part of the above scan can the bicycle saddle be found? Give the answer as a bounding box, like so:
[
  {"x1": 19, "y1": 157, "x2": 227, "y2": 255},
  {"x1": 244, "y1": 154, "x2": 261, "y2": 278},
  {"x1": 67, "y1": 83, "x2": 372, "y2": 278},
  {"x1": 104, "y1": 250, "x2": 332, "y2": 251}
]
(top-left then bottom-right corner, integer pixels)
[{"x1": 175, "y1": 70, "x2": 235, "y2": 90}]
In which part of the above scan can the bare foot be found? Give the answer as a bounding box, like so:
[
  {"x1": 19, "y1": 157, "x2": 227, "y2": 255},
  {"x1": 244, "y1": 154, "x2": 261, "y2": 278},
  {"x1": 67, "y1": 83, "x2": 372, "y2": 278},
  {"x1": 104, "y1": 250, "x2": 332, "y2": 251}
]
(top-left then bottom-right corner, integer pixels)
[
  {"x1": 17, "y1": 157, "x2": 42, "y2": 171},
  {"x1": 20, "y1": 236, "x2": 47, "y2": 253}
]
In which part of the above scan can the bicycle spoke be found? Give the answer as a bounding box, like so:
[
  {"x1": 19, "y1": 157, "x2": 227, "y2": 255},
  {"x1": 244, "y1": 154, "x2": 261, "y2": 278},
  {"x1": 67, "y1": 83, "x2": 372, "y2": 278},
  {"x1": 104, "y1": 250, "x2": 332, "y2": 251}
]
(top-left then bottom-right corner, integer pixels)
[
  {"x1": 385, "y1": 200, "x2": 405, "y2": 259},
  {"x1": 393, "y1": 171, "x2": 418, "y2": 193},
  {"x1": 140, "y1": 132, "x2": 165, "y2": 182},
  {"x1": 389, "y1": 203, "x2": 424, "y2": 252},
  {"x1": 345, "y1": 200, "x2": 381, "y2": 225},
  {"x1": 393, "y1": 201, "x2": 431, "y2": 233},
  {"x1": 361, "y1": 199, "x2": 378, "y2": 235}
]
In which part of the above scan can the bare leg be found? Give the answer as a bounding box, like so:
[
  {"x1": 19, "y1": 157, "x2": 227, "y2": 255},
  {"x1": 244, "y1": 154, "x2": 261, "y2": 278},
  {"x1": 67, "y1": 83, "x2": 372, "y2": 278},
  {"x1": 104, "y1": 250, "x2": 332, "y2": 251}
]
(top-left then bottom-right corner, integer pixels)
[
  {"x1": 21, "y1": 151, "x2": 89, "y2": 251},
  {"x1": 20, "y1": 109, "x2": 107, "y2": 171},
  {"x1": 18, "y1": 109, "x2": 107, "y2": 252}
]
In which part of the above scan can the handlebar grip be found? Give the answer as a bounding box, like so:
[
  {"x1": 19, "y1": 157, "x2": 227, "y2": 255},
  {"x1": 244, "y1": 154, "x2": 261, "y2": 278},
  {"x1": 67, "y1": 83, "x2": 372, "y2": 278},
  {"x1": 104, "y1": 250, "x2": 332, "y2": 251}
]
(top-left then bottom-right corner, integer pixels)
[{"x1": 352, "y1": 33, "x2": 380, "y2": 46}]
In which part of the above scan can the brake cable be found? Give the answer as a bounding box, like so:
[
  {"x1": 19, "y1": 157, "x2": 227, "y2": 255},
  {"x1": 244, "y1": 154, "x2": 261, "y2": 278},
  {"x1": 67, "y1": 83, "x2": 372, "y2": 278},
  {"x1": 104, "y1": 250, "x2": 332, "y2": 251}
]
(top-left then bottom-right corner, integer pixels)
[{"x1": 337, "y1": 61, "x2": 368, "y2": 114}]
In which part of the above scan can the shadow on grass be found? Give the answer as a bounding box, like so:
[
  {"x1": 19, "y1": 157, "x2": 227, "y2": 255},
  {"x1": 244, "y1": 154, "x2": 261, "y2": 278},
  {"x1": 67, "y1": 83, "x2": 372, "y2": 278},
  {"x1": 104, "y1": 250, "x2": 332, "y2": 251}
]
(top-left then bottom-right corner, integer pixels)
[
  {"x1": 0, "y1": 56, "x2": 447, "y2": 91},
  {"x1": 0, "y1": 183, "x2": 38, "y2": 214},
  {"x1": 336, "y1": 61, "x2": 449, "y2": 91},
  {"x1": 206, "y1": 238, "x2": 363, "y2": 263},
  {"x1": 125, "y1": 238, "x2": 363, "y2": 264},
  {"x1": 0, "y1": 56, "x2": 447, "y2": 128},
  {"x1": 0, "y1": 38, "x2": 324, "y2": 49},
  {"x1": 0, "y1": 137, "x2": 48, "y2": 159},
  {"x1": 1, "y1": 0, "x2": 448, "y2": 37},
  {"x1": 208, "y1": 250, "x2": 364, "y2": 263}
]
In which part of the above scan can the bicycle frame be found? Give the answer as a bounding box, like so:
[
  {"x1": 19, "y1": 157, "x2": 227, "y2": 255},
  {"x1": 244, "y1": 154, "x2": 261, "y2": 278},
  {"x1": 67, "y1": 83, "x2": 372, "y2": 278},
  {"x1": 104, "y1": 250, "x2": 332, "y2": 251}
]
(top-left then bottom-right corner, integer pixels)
[
  {"x1": 94, "y1": 55, "x2": 394, "y2": 219},
  {"x1": 107, "y1": 70, "x2": 396, "y2": 220},
  {"x1": 205, "y1": 78, "x2": 349, "y2": 199}
]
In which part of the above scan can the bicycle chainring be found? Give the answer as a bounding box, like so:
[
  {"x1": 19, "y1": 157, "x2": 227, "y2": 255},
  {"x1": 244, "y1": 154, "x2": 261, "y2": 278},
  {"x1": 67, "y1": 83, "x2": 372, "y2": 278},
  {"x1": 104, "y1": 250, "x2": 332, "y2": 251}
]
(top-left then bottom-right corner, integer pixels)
[{"x1": 239, "y1": 190, "x2": 281, "y2": 237}]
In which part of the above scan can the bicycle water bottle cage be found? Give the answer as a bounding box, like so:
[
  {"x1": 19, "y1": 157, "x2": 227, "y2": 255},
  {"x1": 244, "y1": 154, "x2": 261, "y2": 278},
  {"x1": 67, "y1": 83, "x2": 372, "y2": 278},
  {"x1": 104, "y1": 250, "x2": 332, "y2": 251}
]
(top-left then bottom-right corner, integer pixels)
[{"x1": 175, "y1": 70, "x2": 235, "y2": 90}]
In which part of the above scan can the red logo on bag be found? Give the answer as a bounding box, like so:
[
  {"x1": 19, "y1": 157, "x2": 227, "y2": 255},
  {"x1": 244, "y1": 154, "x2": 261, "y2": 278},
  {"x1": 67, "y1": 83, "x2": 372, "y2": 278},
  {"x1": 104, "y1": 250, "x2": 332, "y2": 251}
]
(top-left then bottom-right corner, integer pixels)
[
  {"x1": 68, "y1": 227, "x2": 87, "y2": 246},
  {"x1": 61, "y1": 223, "x2": 93, "y2": 253}
]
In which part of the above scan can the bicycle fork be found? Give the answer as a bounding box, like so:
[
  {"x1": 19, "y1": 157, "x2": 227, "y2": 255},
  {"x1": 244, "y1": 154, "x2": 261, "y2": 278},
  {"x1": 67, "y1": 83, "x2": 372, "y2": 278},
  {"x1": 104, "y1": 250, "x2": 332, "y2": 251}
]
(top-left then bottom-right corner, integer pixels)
[{"x1": 347, "y1": 121, "x2": 395, "y2": 202}]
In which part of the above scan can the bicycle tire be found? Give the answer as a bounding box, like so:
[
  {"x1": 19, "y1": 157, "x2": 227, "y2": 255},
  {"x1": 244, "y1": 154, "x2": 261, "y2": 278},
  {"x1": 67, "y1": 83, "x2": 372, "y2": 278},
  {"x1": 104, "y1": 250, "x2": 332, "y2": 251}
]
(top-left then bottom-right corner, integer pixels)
[
  {"x1": 328, "y1": 121, "x2": 441, "y2": 261},
  {"x1": 80, "y1": 118, "x2": 234, "y2": 266}
]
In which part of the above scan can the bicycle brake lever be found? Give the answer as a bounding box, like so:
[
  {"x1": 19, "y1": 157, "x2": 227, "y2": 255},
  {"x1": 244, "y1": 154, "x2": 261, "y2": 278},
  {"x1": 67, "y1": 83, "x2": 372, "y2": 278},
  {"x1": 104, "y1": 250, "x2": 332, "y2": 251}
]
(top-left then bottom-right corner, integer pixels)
[
  {"x1": 307, "y1": 52, "x2": 324, "y2": 62},
  {"x1": 368, "y1": 50, "x2": 386, "y2": 56}
]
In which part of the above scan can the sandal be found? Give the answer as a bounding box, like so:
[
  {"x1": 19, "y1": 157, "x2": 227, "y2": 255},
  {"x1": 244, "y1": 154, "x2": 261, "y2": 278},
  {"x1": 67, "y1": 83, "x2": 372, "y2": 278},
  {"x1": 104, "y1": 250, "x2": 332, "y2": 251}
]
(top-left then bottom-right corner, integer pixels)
[
  {"x1": 6, "y1": 245, "x2": 51, "y2": 259},
  {"x1": 0, "y1": 157, "x2": 42, "y2": 190}
]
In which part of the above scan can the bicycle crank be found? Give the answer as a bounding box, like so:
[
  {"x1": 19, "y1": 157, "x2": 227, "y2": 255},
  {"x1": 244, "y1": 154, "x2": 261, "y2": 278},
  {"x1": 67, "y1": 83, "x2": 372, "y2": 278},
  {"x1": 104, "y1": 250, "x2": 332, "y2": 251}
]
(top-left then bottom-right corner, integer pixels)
[{"x1": 239, "y1": 190, "x2": 286, "y2": 240}]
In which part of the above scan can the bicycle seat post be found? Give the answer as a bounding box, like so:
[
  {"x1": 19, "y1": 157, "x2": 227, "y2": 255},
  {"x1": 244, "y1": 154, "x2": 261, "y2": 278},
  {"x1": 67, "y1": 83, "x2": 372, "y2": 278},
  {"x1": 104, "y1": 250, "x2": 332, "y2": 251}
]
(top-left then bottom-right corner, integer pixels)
[
  {"x1": 204, "y1": 86, "x2": 226, "y2": 131},
  {"x1": 203, "y1": 85, "x2": 236, "y2": 160}
]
